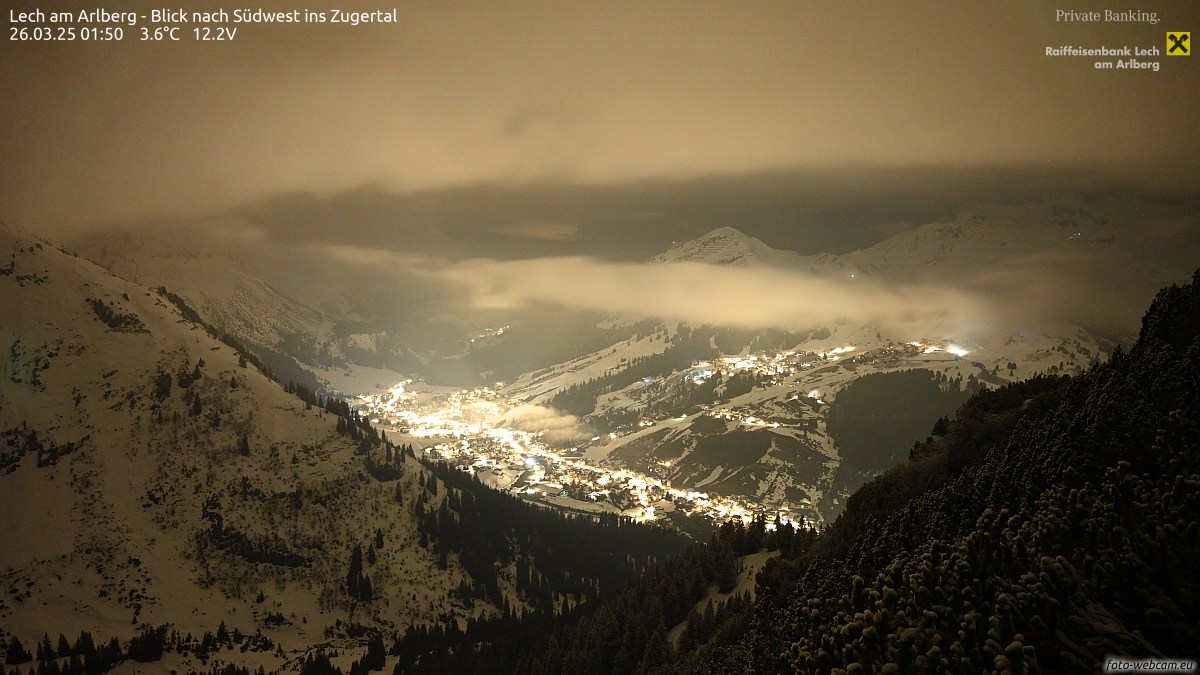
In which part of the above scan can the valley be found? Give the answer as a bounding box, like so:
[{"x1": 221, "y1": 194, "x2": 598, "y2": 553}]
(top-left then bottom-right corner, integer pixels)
[
  {"x1": 351, "y1": 334, "x2": 1040, "y2": 527},
  {"x1": 0, "y1": 202, "x2": 1190, "y2": 673},
  {"x1": 334, "y1": 224, "x2": 1112, "y2": 527},
  {"x1": 5, "y1": 4, "x2": 1199, "y2": 670}
]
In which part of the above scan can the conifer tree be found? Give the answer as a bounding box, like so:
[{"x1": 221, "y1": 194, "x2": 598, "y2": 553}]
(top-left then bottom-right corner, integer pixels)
[
  {"x1": 71, "y1": 631, "x2": 94, "y2": 658},
  {"x1": 4, "y1": 636, "x2": 31, "y2": 665},
  {"x1": 347, "y1": 544, "x2": 364, "y2": 599}
]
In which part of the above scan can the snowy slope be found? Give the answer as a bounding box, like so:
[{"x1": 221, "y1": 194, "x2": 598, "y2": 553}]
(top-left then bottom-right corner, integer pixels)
[
  {"x1": 502, "y1": 332, "x2": 673, "y2": 404},
  {"x1": 844, "y1": 200, "x2": 1182, "y2": 281},
  {"x1": 0, "y1": 225, "x2": 491, "y2": 668},
  {"x1": 487, "y1": 204, "x2": 1177, "y2": 522},
  {"x1": 563, "y1": 326, "x2": 1102, "y2": 523},
  {"x1": 652, "y1": 226, "x2": 803, "y2": 267},
  {"x1": 76, "y1": 229, "x2": 338, "y2": 359},
  {"x1": 800, "y1": 199, "x2": 1188, "y2": 311},
  {"x1": 512, "y1": 210, "x2": 1121, "y2": 407}
]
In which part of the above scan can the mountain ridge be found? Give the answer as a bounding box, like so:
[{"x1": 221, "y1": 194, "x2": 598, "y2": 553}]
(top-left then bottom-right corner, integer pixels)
[
  {"x1": 395, "y1": 269, "x2": 1200, "y2": 674},
  {"x1": 0, "y1": 225, "x2": 692, "y2": 672},
  {"x1": 651, "y1": 226, "x2": 803, "y2": 268},
  {"x1": 65, "y1": 196, "x2": 1195, "y2": 389}
]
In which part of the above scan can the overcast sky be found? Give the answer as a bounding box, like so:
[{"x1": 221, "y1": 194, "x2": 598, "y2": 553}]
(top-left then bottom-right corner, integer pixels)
[{"x1": 2, "y1": 0, "x2": 1197, "y2": 255}]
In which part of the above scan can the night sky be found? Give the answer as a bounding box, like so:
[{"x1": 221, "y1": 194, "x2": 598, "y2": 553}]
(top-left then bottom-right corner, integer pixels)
[{"x1": 2, "y1": 0, "x2": 1196, "y2": 256}]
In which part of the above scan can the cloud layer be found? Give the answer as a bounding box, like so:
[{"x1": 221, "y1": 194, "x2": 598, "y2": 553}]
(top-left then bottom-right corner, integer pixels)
[
  {"x1": 4, "y1": 1, "x2": 1197, "y2": 235},
  {"x1": 429, "y1": 256, "x2": 979, "y2": 335},
  {"x1": 502, "y1": 404, "x2": 590, "y2": 444}
]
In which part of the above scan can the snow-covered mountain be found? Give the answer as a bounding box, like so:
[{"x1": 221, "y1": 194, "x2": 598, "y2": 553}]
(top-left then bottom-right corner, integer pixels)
[
  {"x1": 1, "y1": 225, "x2": 691, "y2": 672},
  {"x1": 54, "y1": 198, "x2": 1194, "y2": 528},
  {"x1": 651, "y1": 226, "x2": 803, "y2": 267},
  {"x1": 0, "y1": 225, "x2": 464, "y2": 663},
  {"x1": 495, "y1": 200, "x2": 1197, "y2": 521},
  {"x1": 76, "y1": 229, "x2": 347, "y2": 369},
  {"x1": 803, "y1": 199, "x2": 1190, "y2": 307}
]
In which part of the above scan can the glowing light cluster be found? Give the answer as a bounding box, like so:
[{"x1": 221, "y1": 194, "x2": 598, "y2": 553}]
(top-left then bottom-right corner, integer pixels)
[
  {"x1": 909, "y1": 340, "x2": 969, "y2": 357},
  {"x1": 355, "y1": 380, "x2": 764, "y2": 525},
  {"x1": 353, "y1": 331, "x2": 972, "y2": 529}
]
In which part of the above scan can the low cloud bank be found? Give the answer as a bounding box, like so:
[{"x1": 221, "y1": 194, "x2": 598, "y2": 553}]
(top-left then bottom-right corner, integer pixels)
[
  {"x1": 502, "y1": 404, "x2": 590, "y2": 444},
  {"x1": 432, "y1": 256, "x2": 984, "y2": 337}
]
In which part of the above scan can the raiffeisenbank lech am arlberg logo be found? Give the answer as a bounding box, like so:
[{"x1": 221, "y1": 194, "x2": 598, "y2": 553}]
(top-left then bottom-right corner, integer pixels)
[{"x1": 1166, "y1": 32, "x2": 1189, "y2": 55}]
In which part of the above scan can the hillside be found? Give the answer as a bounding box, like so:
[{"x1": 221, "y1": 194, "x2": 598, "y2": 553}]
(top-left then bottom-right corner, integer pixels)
[
  {"x1": 725, "y1": 269, "x2": 1200, "y2": 672},
  {"x1": 0, "y1": 225, "x2": 690, "y2": 674},
  {"x1": 0, "y1": 225, "x2": 465, "y2": 666},
  {"x1": 76, "y1": 228, "x2": 345, "y2": 371},
  {"x1": 651, "y1": 227, "x2": 804, "y2": 268},
  {"x1": 361, "y1": 268, "x2": 1197, "y2": 674},
  {"x1": 490, "y1": 213, "x2": 1138, "y2": 523},
  {"x1": 489, "y1": 270, "x2": 1200, "y2": 673}
]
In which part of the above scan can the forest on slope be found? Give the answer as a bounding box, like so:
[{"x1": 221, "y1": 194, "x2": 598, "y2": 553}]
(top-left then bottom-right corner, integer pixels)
[
  {"x1": 400, "y1": 270, "x2": 1199, "y2": 675},
  {"x1": 726, "y1": 270, "x2": 1200, "y2": 673},
  {"x1": 6, "y1": 217, "x2": 1194, "y2": 674},
  {"x1": 0, "y1": 228, "x2": 693, "y2": 675}
]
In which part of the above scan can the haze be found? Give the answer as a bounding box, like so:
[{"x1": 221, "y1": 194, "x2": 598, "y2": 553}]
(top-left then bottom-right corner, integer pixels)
[{"x1": 2, "y1": 0, "x2": 1197, "y2": 343}]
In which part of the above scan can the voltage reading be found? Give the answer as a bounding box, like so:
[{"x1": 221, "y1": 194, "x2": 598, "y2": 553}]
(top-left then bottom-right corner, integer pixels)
[{"x1": 194, "y1": 26, "x2": 238, "y2": 41}]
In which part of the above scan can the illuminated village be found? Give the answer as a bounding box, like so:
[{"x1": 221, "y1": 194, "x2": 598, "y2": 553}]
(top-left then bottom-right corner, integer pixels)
[
  {"x1": 354, "y1": 379, "x2": 756, "y2": 527},
  {"x1": 354, "y1": 337, "x2": 973, "y2": 531}
]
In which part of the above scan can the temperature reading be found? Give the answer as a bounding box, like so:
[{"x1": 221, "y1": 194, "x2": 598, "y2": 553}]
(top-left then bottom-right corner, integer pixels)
[{"x1": 140, "y1": 26, "x2": 180, "y2": 41}]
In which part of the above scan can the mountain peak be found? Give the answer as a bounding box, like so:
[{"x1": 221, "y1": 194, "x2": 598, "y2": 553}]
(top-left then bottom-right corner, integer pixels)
[
  {"x1": 653, "y1": 227, "x2": 800, "y2": 267},
  {"x1": 703, "y1": 225, "x2": 752, "y2": 238}
]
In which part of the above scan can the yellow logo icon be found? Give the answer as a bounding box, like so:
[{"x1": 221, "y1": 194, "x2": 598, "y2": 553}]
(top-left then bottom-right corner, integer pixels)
[{"x1": 1167, "y1": 32, "x2": 1190, "y2": 56}]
